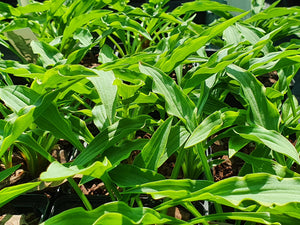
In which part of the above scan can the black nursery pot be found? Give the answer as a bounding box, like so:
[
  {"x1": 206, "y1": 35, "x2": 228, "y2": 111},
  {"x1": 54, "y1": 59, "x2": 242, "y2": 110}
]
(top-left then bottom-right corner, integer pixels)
[
  {"x1": 0, "y1": 194, "x2": 50, "y2": 224},
  {"x1": 47, "y1": 195, "x2": 111, "y2": 218}
]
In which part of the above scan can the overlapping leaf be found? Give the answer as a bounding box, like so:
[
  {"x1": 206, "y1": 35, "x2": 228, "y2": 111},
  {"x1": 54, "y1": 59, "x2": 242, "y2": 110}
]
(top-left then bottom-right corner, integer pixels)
[
  {"x1": 40, "y1": 201, "x2": 186, "y2": 225},
  {"x1": 226, "y1": 64, "x2": 280, "y2": 131},
  {"x1": 40, "y1": 159, "x2": 112, "y2": 182}
]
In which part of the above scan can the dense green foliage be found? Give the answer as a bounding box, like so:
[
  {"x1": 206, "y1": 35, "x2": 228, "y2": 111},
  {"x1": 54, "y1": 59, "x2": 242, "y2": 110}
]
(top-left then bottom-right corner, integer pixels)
[{"x1": 1, "y1": 0, "x2": 300, "y2": 224}]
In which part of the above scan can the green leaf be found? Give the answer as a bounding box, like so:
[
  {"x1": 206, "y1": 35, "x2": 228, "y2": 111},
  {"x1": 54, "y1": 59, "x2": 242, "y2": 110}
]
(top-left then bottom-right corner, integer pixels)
[
  {"x1": 88, "y1": 70, "x2": 117, "y2": 125},
  {"x1": 233, "y1": 125, "x2": 300, "y2": 164},
  {"x1": 226, "y1": 64, "x2": 280, "y2": 131},
  {"x1": 139, "y1": 63, "x2": 195, "y2": 131},
  {"x1": 61, "y1": 10, "x2": 111, "y2": 49},
  {"x1": 40, "y1": 158, "x2": 112, "y2": 182},
  {"x1": 98, "y1": 44, "x2": 118, "y2": 64},
  {"x1": 248, "y1": 51, "x2": 300, "y2": 76},
  {"x1": 109, "y1": 164, "x2": 165, "y2": 187},
  {"x1": 191, "y1": 211, "x2": 300, "y2": 225},
  {"x1": 35, "y1": 104, "x2": 85, "y2": 152},
  {"x1": 246, "y1": 7, "x2": 300, "y2": 23},
  {"x1": 134, "y1": 117, "x2": 173, "y2": 171},
  {"x1": 157, "y1": 173, "x2": 300, "y2": 211},
  {"x1": 73, "y1": 28, "x2": 93, "y2": 48},
  {"x1": 156, "y1": 12, "x2": 249, "y2": 73},
  {"x1": 97, "y1": 53, "x2": 158, "y2": 71},
  {"x1": 113, "y1": 78, "x2": 144, "y2": 100},
  {"x1": 31, "y1": 64, "x2": 97, "y2": 93},
  {"x1": 185, "y1": 110, "x2": 246, "y2": 148},
  {"x1": 228, "y1": 135, "x2": 250, "y2": 158},
  {"x1": 31, "y1": 40, "x2": 65, "y2": 67},
  {"x1": 17, "y1": 133, "x2": 56, "y2": 163},
  {"x1": 124, "y1": 179, "x2": 213, "y2": 200},
  {"x1": 101, "y1": 14, "x2": 152, "y2": 40},
  {"x1": 0, "y1": 182, "x2": 41, "y2": 208},
  {"x1": 158, "y1": 123, "x2": 190, "y2": 168},
  {"x1": 0, "y1": 164, "x2": 21, "y2": 183},
  {"x1": 172, "y1": 0, "x2": 244, "y2": 16},
  {"x1": 0, "y1": 60, "x2": 46, "y2": 76},
  {"x1": 102, "y1": 139, "x2": 148, "y2": 167},
  {"x1": 235, "y1": 152, "x2": 300, "y2": 178},
  {"x1": 73, "y1": 115, "x2": 152, "y2": 166},
  {"x1": 0, "y1": 2, "x2": 21, "y2": 19},
  {"x1": 18, "y1": 2, "x2": 50, "y2": 14},
  {"x1": 41, "y1": 201, "x2": 186, "y2": 225},
  {"x1": 0, "y1": 86, "x2": 65, "y2": 157}
]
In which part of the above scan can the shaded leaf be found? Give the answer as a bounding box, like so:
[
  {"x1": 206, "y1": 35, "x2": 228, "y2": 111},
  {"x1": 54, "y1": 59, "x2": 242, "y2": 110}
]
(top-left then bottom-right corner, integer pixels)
[
  {"x1": 109, "y1": 164, "x2": 165, "y2": 187},
  {"x1": 226, "y1": 64, "x2": 280, "y2": 131},
  {"x1": 134, "y1": 117, "x2": 173, "y2": 171},
  {"x1": 139, "y1": 63, "x2": 195, "y2": 131}
]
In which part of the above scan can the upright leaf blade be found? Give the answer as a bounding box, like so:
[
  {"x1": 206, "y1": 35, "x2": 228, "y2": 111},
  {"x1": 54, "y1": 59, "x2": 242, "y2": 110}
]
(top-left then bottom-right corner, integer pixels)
[
  {"x1": 139, "y1": 63, "x2": 195, "y2": 131},
  {"x1": 88, "y1": 70, "x2": 117, "y2": 126},
  {"x1": 156, "y1": 12, "x2": 249, "y2": 73},
  {"x1": 134, "y1": 117, "x2": 173, "y2": 171},
  {"x1": 185, "y1": 110, "x2": 246, "y2": 148},
  {"x1": 73, "y1": 115, "x2": 152, "y2": 166},
  {"x1": 226, "y1": 64, "x2": 280, "y2": 131},
  {"x1": 233, "y1": 125, "x2": 300, "y2": 164}
]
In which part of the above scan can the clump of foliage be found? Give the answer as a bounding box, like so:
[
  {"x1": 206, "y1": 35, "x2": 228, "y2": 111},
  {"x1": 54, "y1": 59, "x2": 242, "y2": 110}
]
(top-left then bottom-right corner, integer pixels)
[{"x1": 1, "y1": 0, "x2": 300, "y2": 224}]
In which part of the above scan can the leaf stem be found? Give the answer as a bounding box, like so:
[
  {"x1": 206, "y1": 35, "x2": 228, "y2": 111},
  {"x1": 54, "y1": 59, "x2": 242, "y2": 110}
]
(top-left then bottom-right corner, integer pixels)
[
  {"x1": 287, "y1": 86, "x2": 297, "y2": 118},
  {"x1": 68, "y1": 177, "x2": 93, "y2": 211},
  {"x1": 170, "y1": 148, "x2": 185, "y2": 179},
  {"x1": 195, "y1": 144, "x2": 223, "y2": 215}
]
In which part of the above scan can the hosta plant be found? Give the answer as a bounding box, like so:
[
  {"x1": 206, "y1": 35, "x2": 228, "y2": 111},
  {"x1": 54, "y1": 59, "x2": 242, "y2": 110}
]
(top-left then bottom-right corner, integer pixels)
[{"x1": 1, "y1": 0, "x2": 300, "y2": 224}]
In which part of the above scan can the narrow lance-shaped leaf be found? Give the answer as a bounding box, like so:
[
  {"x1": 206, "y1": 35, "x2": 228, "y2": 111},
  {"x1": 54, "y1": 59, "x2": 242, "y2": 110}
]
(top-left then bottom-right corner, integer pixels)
[
  {"x1": 0, "y1": 86, "x2": 69, "y2": 157},
  {"x1": 40, "y1": 158, "x2": 112, "y2": 182},
  {"x1": 158, "y1": 123, "x2": 190, "y2": 168},
  {"x1": 139, "y1": 63, "x2": 196, "y2": 131},
  {"x1": 226, "y1": 64, "x2": 280, "y2": 131},
  {"x1": 172, "y1": 0, "x2": 244, "y2": 16},
  {"x1": 60, "y1": 10, "x2": 111, "y2": 50},
  {"x1": 102, "y1": 139, "x2": 148, "y2": 167},
  {"x1": 40, "y1": 201, "x2": 187, "y2": 225},
  {"x1": 156, "y1": 12, "x2": 249, "y2": 73},
  {"x1": 35, "y1": 104, "x2": 85, "y2": 152},
  {"x1": 245, "y1": 7, "x2": 300, "y2": 23},
  {"x1": 191, "y1": 211, "x2": 300, "y2": 225},
  {"x1": 17, "y1": 133, "x2": 56, "y2": 163},
  {"x1": 248, "y1": 50, "x2": 300, "y2": 76},
  {"x1": 133, "y1": 117, "x2": 173, "y2": 171},
  {"x1": 185, "y1": 110, "x2": 246, "y2": 148},
  {"x1": 31, "y1": 40, "x2": 65, "y2": 68},
  {"x1": 155, "y1": 173, "x2": 300, "y2": 211},
  {"x1": 124, "y1": 179, "x2": 213, "y2": 200},
  {"x1": 0, "y1": 164, "x2": 21, "y2": 183},
  {"x1": 109, "y1": 164, "x2": 165, "y2": 187},
  {"x1": 88, "y1": 70, "x2": 117, "y2": 126},
  {"x1": 0, "y1": 182, "x2": 41, "y2": 208},
  {"x1": 101, "y1": 14, "x2": 152, "y2": 40},
  {"x1": 73, "y1": 115, "x2": 152, "y2": 166},
  {"x1": 233, "y1": 125, "x2": 300, "y2": 164},
  {"x1": 235, "y1": 152, "x2": 300, "y2": 178}
]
